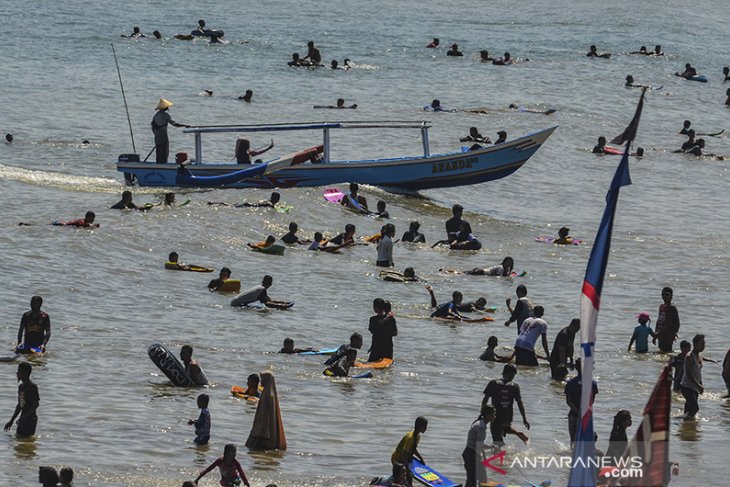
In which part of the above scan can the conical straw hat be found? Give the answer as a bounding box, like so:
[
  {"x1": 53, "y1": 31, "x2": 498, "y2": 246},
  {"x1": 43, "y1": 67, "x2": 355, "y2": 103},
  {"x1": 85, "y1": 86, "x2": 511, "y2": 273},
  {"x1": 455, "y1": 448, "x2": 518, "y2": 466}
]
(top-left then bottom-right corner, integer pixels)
[{"x1": 156, "y1": 98, "x2": 173, "y2": 110}]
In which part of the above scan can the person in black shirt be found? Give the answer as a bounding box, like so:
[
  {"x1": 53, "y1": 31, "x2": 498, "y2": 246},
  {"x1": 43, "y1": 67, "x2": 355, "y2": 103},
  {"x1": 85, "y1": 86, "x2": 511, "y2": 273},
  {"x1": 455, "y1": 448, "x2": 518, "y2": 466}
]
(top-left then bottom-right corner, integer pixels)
[
  {"x1": 5, "y1": 362, "x2": 40, "y2": 437},
  {"x1": 401, "y1": 221, "x2": 426, "y2": 243},
  {"x1": 549, "y1": 318, "x2": 580, "y2": 380},
  {"x1": 111, "y1": 190, "x2": 138, "y2": 209},
  {"x1": 17, "y1": 295, "x2": 51, "y2": 351},
  {"x1": 445, "y1": 204, "x2": 465, "y2": 241},
  {"x1": 605, "y1": 410, "x2": 631, "y2": 466},
  {"x1": 368, "y1": 299, "x2": 398, "y2": 362},
  {"x1": 481, "y1": 364, "x2": 530, "y2": 445},
  {"x1": 208, "y1": 267, "x2": 232, "y2": 291},
  {"x1": 329, "y1": 223, "x2": 356, "y2": 246},
  {"x1": 280, "y1": 222, "x2": 310, "y2": 245},
  {"x1": 324, "y1": 333, "x2": 363, "y2": 366}
]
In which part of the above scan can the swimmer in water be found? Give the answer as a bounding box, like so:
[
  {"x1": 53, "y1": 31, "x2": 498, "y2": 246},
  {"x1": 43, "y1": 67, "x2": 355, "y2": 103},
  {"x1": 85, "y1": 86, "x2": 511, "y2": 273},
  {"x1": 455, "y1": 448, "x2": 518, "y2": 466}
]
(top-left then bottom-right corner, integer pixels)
[
  {"x1": 248, "y1": 235, "x2": 277, "y2": 251},
  {"x1": 375, "y1": 200, "x2": 389, "y2": 219},
  {"x1": 207, "y1": 191, "x2": 281, "y2": 208},
  {"x1": 425, "y1": 99, "x2": 444, "y2": 112},
  {"x1": 166, "y1": 252, "x2": 195, "y2": 271},
  {"x1": 723, "y1": 67, "x2": 730, "y2": 81},
  {"x1": 554, "y1": 226, "x2": 574, "y2": 245},
  {"x1": 480, "y1": 50, "x2": 494, "y2": 62},
  {"x1": 280, "y1": 222, "x2": 311, "y2": 245},
  {"x1": 465, "y1": 257, "x2": 515, "y2": 276},
  {"x1": 180, "y1": 345, "x2": 209, "y2": 386},
  {"x1": 725, "y1": 88, "x2": 730, "y2": 106},
  {"x1": 279, "y1": 338, "x2": 317, "y2": 354},
  {"x1": 235, "y1": 138, "x2": 274, "y2": 164},
  {"x1": 426, "y1": 285, "x2": 464, "y2": 320},
  {"x1": 329, "y1": 223, "x2": 357, "y2": 247},
  {"x1": 679, "y1": 120, "x2": 692, "y2": 135},
  {"x1": 449, "y1": 220, "x2": 482, "y2": 250},
  {"x1": 52, "y1": 211, "x2": 98, "y2": 228},
  {"x1": 5, "y1": 133, "x2": 13, "y2": 144},
  {"x1": 288, "y1": 53, "x2": 305, "y2": 66},
  {"x1": 341, "y1": 182, "x2": 369, "y2": 212},
  {"x1": 342, "y1": 58, "x2": 353, "y2": 69},
  {"x1": 153, "y1": 30, "x2": 162, "y2": 40},
  {"x1": 238, "y1": 90, "x2": 253, "y2": 102},
  {"x1": 208, "y1": 267, "x2": 232, "y2": 291},
  {"x1": 380, "y1": 266, "x2": 419, "y2": 282},
  {"x1": 675, "y1": 63, "x2": 697, "y2": 79},
  {"x1": 625, "y1": 75, "x2": 636, "y2": 87},
  {"x1": 242, "y1": 374, "x2": 261, "y2": 397},
  {"x1": 587, "y1": 45, "x2": 611, "y2": 58},
  {"x1": 196, "y1": 19, "x2": 208, "y2": 34},
  {"x1": 593, "y1": 136, "x2": 607, "y2": 154},
  {"x1": 331, "y1": 60, "x2": 340, "y2": 70},
  {"x1": 447, "y1": 44, "x2": 463, "y2": 57},
  {"x1": 651, "y1": 45, "x2": 664, "y2": 56},
  {"x1": 302, "y1": 41, "x2": 322, "y2": 65},
  {"x1": 427, "y1": 38, "x2": 439, "y2": 48},
  {"x1": 680, "y1": 130, "x2": 696, "y2": 151},
  {"x1": 629, "y1": 46, "x2": 648, "y2": 55},
  {"x1": 401, "y1": 221, "x2": 426, "y2": 244},
  {"x1": 492, "y1": 52, "x2": 515, "y2": 65},
  {"x1": 110, "y1": 190, "x2": 143, "y2": 210},
  {"x1": 163, "y1": 193, "x2": 176, "y2": 206},
  {"x1": 122, "y1": 26, "x2": 146, "y2": 38}
]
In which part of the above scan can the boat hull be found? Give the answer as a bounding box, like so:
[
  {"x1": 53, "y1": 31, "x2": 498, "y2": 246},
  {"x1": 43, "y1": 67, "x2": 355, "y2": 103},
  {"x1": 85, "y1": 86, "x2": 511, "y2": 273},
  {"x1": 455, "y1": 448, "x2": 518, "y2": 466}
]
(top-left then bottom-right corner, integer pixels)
[{"x1": 117, "y1": 126, "x2": 556, "y2": 190}]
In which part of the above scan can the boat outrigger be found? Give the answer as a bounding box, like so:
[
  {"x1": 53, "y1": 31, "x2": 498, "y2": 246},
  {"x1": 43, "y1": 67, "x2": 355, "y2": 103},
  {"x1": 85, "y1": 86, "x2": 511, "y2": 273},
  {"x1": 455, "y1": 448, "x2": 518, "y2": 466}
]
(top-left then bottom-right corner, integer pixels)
[{"x1": 116, "y1": 121, "x2": 557, "y2": 190}]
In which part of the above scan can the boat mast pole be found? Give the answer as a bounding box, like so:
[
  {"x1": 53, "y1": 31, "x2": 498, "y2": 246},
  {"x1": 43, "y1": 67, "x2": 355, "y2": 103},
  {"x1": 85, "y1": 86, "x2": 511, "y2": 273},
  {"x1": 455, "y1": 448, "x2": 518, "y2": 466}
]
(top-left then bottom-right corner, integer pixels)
[
  {"x1": 420, "y1": 123, "x2": 430, "y2": 157},
  {"x1": 323, "y1": 127, "x2": 331, "y2": 163},
  {"x1": 111, "y1": 44, "x2": 136, "y2": 153},
  {"x1": 194, "y1": 133, "x2": 202, "y2": 163}
]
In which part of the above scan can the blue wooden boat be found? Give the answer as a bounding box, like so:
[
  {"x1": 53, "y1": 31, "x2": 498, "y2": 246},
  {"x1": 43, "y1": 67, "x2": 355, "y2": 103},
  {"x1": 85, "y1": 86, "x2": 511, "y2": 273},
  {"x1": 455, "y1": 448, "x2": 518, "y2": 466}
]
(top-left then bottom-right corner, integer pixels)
[{"x1": 116, "y1": 121, "x2": 556, "y2": 190}]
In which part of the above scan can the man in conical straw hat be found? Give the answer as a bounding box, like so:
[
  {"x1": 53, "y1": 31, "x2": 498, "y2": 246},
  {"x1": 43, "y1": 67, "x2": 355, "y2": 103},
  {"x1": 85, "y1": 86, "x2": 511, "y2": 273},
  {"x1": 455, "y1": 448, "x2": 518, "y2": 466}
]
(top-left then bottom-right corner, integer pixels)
[{"x1": 151, "y1": 98, "x2": 189, "y2": 164}]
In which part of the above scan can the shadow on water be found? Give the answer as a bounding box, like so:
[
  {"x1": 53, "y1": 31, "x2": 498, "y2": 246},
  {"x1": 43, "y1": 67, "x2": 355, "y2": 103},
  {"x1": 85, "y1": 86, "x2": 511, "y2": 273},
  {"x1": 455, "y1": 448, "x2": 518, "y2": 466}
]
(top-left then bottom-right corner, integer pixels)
[
  {"x1": 247, "y1": 448, "x2": 285, "y2": 470},
  {"x1": 675, "y1": 417, "x2": 701, "y2": 442},
  {"x1": 13, "y1": 436, "x2": 37, "y2": 459}
]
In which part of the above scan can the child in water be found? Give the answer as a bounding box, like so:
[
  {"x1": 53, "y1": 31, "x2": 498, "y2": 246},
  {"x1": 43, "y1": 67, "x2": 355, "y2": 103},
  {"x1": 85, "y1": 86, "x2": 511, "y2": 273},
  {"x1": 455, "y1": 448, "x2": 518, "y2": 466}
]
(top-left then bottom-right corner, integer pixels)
[
  {"x1": 479, "y1": 336, "x2": 509, "y2": 362},
  {"x1": 188, "y1": 393, "x2": 211, "y2": 445},
  {"x1": 323, "y1": 348, "x2": 358, "y2": 377},
  {"x1": 243, "y1": 374, "x2": 261, "y2": 398},
  {"x1": 628, "y1": 312, "x2": 657, "y2": 353},
  {"x1": 248, "y1": 235, "x2": 277, "y2": 250},
  {"x1": 279, "y1": 338, "x2": 317, "y2": 354},
  {"x1": 195, "y1": 443, "x2": 251, "y2": 487},
  {"x1": 554, "y1": 227, "x2": 574, "y2": 245}
]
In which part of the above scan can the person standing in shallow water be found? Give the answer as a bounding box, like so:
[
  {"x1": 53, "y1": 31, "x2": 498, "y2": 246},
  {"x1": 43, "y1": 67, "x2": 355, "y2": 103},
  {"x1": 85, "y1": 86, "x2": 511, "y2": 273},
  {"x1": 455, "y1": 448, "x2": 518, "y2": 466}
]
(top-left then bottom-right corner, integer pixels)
[
  {"x1": 680, "y1": 334, "x2": 704, "y2": 420},
  {"x1": 151, "y1": 98, "x2": 188, "y2": 164},
  {"x1": 4, "y1": 362, "x2": 40, "y2": 437},
  {"x1": 246, "y1": 371, "x2": 286, "y2": 450},
  {"x1": 654, "y1": 287, "x2": 680, "y2": 352}
]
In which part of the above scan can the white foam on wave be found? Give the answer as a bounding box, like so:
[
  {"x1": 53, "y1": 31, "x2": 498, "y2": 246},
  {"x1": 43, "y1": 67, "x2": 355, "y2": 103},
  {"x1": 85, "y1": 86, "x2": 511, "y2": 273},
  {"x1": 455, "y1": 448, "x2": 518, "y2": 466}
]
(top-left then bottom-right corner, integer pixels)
[{"x1": 0, "y1": 163, "x2": 158, "y2": 194}]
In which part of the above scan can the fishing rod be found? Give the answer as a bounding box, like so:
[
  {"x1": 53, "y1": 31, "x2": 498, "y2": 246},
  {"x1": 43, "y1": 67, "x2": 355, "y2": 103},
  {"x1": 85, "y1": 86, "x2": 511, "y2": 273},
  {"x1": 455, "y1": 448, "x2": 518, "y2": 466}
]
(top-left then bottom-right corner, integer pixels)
[{"x1": 111, "y1": 43, "x2": 136, "y2": 153}]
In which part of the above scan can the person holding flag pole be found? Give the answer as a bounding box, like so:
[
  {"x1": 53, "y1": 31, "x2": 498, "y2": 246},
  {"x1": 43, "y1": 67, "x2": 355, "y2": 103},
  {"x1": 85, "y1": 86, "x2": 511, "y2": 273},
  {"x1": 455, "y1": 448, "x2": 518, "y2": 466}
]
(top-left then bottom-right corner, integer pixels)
[{"x1": 568, "y1": 87, "x2": 647, "y2": 487}]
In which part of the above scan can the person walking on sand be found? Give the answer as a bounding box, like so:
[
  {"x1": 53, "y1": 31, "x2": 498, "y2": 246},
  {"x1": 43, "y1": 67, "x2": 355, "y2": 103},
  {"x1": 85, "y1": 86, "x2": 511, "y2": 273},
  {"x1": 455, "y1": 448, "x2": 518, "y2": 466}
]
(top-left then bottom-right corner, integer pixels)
[
  {"x1": 245, "y1": 371, "x2": 286, "y2": 450},
  {"x1": 151, "y1": 98, "x2": 189, "y2": 164}
]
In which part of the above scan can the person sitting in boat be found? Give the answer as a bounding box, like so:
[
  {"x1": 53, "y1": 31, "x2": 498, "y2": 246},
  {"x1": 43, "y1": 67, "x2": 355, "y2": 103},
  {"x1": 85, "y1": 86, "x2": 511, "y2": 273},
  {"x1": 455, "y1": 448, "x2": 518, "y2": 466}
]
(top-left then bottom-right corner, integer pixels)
[
  {"x1": 152, "y1": 98, "x2": 189, "y2": 164},
  {"x1": 460, "y1": 127, "x2": 491, "y2": 144},
  {"x1": 208, "y1": 267, "x2": 232, "y2": 291},
  {"x1": 651, "y1": 45, "x2": 664, "y2": 56},
  {"x1": 401, "y1": 221, "x2": 425, "y2": 244},
  {"x1": 675, "y1": 63, "x2": 697, "y2": 79},
  {"x1": 341, "y1": 182, "x2": 370, "y2": 212},
  {"x1": 492, "y1": 52, "x2": 515, "y2": 65},
  {"x1": 52, "y1": 211, "x2": 99, "y2": 228},
  {"x1": 447, "y1": 44, "x2": 463, "y2": 57},
  {"x1": 426, "y1": 38, "x2": 439, "y2": 48},
  {"x1": 629, "y1": 46, "x2": 648, "y2": 55},
  {"x1": 480, "y1": 50, "x2": 494, "y2": 62},
  {"x1": 679, "y1": 120, "x2": 692, "y2": 135},
  {"x1": 238, "y1": 89, "x2": 253, "y2": 102},
  {"x1": 248, "y1": 235, "x2": 277, "y2": 251},
  {"x1": 586, "y1": 45, "x2": 611, "y2": 58},
  {"x1": 494, "y1": 130, "x2": 507, "y2": 144},
  {"x1": 329, "y1": 223, "x2": 357, "y2": 247},
  {"x1": 592, "y1": 136, "x2": 607, "y2": 154},
  {"x1": 302, "y1": 41, "x2": 322, "y2": 65},
  {"x1": 679, "y1": 130, "x2": 696, "y2": 151},
  {"x1": 235, "y1": 138, "x2": 274, "y2": 164},
  {"x1": 280, "y1": 222, "x2": 311, "y2": 245},
  {"x1": 375, "y1": 200, "x2": 389, "y2": 219},
  {"x1": 450, "y1": 220, "x2": 482, "y2": 250},
  {"x1": 110, "y1": 190, "x2": 138, "y2": 210},
  {"x1": 465, "y1": 257, "x2": 515, "y2": 276},
  {"x1": 554, "y1": 226, "x2": 574, "y2": 245}
]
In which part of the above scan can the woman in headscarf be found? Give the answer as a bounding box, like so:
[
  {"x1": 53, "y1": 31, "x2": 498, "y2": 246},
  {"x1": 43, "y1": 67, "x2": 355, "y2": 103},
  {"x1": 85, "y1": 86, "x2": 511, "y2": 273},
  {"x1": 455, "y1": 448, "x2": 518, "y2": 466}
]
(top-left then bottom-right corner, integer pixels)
[{"x1": 245, "y1": 370, "x2": 286, "y2": 450}]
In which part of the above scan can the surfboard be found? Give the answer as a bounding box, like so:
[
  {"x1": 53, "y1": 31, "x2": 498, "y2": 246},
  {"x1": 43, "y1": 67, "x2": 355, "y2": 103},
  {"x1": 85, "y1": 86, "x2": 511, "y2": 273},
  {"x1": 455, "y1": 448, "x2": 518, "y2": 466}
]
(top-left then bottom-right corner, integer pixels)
[
  {"x1": 410, "y1": 459, "x2": 462, "y2": 487},
  {"x1": 353, "y1": 371, "x2": 373, "y2": 379},
  {"x1": 276, "y1": 204, "x2": 294, "y2": 213},
  {"x1": 354, "y1": 357, "x2": 393, "y2": 369},
  {"x1": 298, "y1": 348, "x2": 338, "y2": 355},
  {"x1": 697, "y1": 130, "x2": 724, "y2": 137},
  {"x1": 535, "y1": 236, "x2": 583, "y2": 245},
  {"x1": 689, "y1": 75, "x2": 708, "y2": 83},
  {"x1": 217, "y1": 279, "x2": 241, "y2": 293},
  {"x1": 148, "y1": 343, "x2": 195, "y2": 387},
  {"x1": 250, "y1": 244, "x2": 286, "y2": 256},
  {"x1": 164, "y1": 262, "x2": 214, "y2": 272},
  {"x1": 231, "y1": 385, "x2": 261, "y2": 403},
  {"x1": 323, "y1": 188, "x2": 371, "y2": 214}
]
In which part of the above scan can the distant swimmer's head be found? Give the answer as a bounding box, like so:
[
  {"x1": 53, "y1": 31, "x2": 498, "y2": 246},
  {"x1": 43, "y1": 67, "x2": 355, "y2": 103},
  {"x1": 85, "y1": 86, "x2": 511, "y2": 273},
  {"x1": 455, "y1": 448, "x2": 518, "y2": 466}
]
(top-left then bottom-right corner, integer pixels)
[
  {"x1": 220, "y1": 267, "x2": 231, "y2": 279},
  {"x1": 431, "y1": 99, "x2": 441, "y2": 109},
  {"x1": 639, "y1": 46, "x2": 647, "y2": 53},
  {"x1": 433, "y1": 38, "x2": 440, "y2": 45},
  {"x1": 516, "y1": 284, "x2": 528, "y2": 297},
  {"x1": 337, "y1": 98, "x2": 345, "y2": 107},
  {"x1": 654, "y1": 45, "x2": 662, "y2": 54},
  {"x1": 265, "y1": 235, "x2": 276, "y2": 246},
  {"x1": 153, "y1": 30, "x2": 161, "y2": 39},
  {"x1": 262, "y1": 275, "x2": 274, "y2": 288},
  {"x1": 497, "y1": 130, "x2": 507, "y2": 138},
  {"x1": 533, "y1": 305, "x2": 545, "y2": 318},
  {"x1": 122, "y1": 190, "x2": 133, "y2": 204},
  {"x1": 377, "y1": 200, "x2": 386, "y2": 212},
  {"x1": 502, "y1": 256, "x2": 514, "y2": 271},
  {"x1": 597, "y1": 136, "x2": 606, "y2": 145},
  {"x1": 683, "y1": 120, "x2": 691, "y2": 129},
  {"x1": 502, "y1": 363, "x2": 517, "y2": 380},
  {"x1": 198, "y1": 19, "x2": 206, "y2": 28},
  {"x1": 685, "y1": 63, "x2": 692, "y2": 70},
  {"x1": 247, "y1": 373, "x2": 260, "y2": 388},
  {"x1": 350, "y1": 332, "x2": 363, "y2": 349},
  {"x1": 156, "y1": 98, "x2": 173, "y2": 111},
  {"x1": 84, "y1": 211, "x2": 96, "y2": 224},
  {"x1": 558, "y1": 226, "x2": 570, "y2": 238},
  {"x1": 723, "y1": 66, "x2": 729, "y2": 75},
  {"x1": 180, "y1": 344, "x2": 193, "y2": 362},
  {"x1": 133, "y1": 26, "x2": 141, "y2": 35},
  {"x1": 5, "y1": 133, "x2": 12, "y2": 143},
  {"x1": 344, "y1": 58, "x2": 351, "y2": 65},
  {"x1": 288, "y1": 222, "x2": 298, "y2": 232},
  {"x1": 625, "y1": 75, "x2": 634, "y2": 84},
  {"x1": 197, "y1": 393, "x2": 209, "y2": 409},
  {"x1": 452, "y1": 290, "x2": 464, "y2": 305},
  {"x1": 475, "y1": 297, "x2": 487, "y2": 310},
  {"x1": 82, "y1": 139, "x2": 90, "y2": 144},
  {"x1": 404, "y1": 267, "x2": 416, "y2": 279},
  {"x1": 679, "y1": 340, "x2": 691, "y2": 353},
  {"x1": 503, "y1": 52, "x2": 511, "y2": 60},
  {"x1": 164, "y1": 192, "x2": 175, "y2": 205},
  {"x1": 168, "y1": 251, "x2": 179, "y2": 263},
  {"x1": 331, "y1": 60, "x2": 339, "y2": 69},
  {"x1": 313, "y1": 231, "x2": 323, "y2": 242},
  {"x1": 282, "y1": 338, "x2": 294, "y2": 352},
  {"x1": 696, "y1": 138, "x2": 705, "y2": 148},
  {"x1": 345, "y1": 223, "x2": 356, "y2": 236},
  {"x1": 480, "y1": 50, "x2": 490, "y2": 60},
  {"x1": 30, "y1": 295, "x2": 43, "y2": 311},
  {"x1": 452, "y1": 203, "x2": 463, "y2": 217},
  {"x1": 292, "y1": 53, "x2": 300, "y2": 61},
  {"x1": 450, "y1": 43, "x2": 459, "y2": 51},
  {"x1": 487, "y1": 335, "x2": 498, "y2": 348},
  {"x1": 589, "y1": 45, "x2": 597, "y2": 52},
  {"x1": 270, "y1": 192, "x2": 281, "y2": 204},
  {"x1": 373, "y1": 297, "x2": 386, "y2": 313},
  {"x1": 636, "y1": 147, "x2": 644, "y2": 157},
  {"x1": 239, "y1": 89, "x2": 253, "y2": 102},
  {"x1": 687, "y1": 129, "x2": 695, "y2": 138},
  {"x1": 409, "y1": 221, "x2": 420, "y2": 232},
  {"x1": 509, "y1": 103, "x2": 518, "y2": 109},
  {"x1": 202, "y1": 89, "x2": 213, "y2": 96},
  {"x1": 349, "y1": 182, "x2": 359, "y2": 194}
]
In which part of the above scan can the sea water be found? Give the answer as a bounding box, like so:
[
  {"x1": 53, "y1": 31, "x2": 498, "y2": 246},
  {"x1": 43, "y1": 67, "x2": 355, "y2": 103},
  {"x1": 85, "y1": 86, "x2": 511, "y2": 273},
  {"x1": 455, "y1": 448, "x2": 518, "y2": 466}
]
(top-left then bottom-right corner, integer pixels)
[{"x1": 1, "y1": 0, "x2": 729, "y2": 485}]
